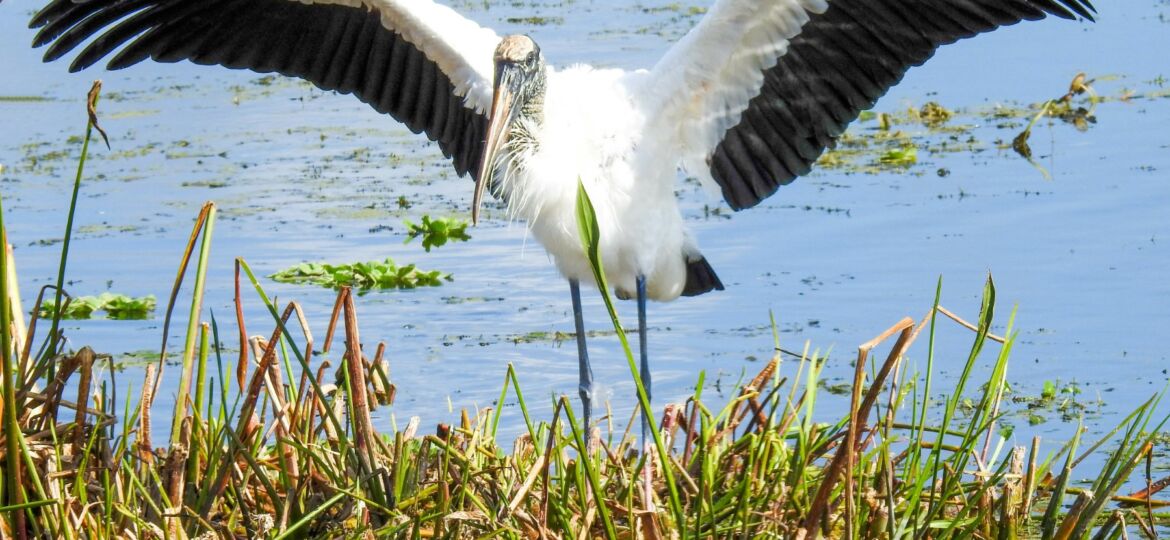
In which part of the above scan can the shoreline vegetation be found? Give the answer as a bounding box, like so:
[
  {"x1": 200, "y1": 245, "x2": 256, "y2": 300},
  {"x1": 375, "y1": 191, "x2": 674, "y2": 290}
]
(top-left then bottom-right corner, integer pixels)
[{"x1": 2, "y1": 84, "x2": 1168, "y2": 539}]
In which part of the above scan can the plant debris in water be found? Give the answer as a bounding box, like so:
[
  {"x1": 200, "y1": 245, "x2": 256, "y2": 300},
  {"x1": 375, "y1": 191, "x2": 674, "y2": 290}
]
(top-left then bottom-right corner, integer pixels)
[
  {"x1": 270, "y1": 257, "x2": 450, "y2": 290},
  {"x1": 403, "y1": 214, "x2": 470, "y2": 252},
  {"x1": 37, "y1": 292, "x2": 156, "y2": 320},
  {"x1": 1014, "y1": 73, "x2": 1099, "y2": 173},
  {"x1": 816, "y1": 73, "x2": 1105, "y2": 179}
]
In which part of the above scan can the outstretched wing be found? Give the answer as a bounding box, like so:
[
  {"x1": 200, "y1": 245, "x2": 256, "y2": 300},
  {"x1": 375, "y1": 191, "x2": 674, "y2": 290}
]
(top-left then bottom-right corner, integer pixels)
[
  {"x1": 648, "y1": 0, "x2": 1095, "y2": 210},
  {"x1": 23, "y1": 0, "x2": 502, "y2": 178}
]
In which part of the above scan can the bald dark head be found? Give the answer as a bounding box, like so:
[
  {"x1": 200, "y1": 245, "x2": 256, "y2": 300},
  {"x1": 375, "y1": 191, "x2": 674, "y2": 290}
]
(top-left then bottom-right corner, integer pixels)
[{"x1": 494, "y1": 35, "x2": 539, "y2": 64}]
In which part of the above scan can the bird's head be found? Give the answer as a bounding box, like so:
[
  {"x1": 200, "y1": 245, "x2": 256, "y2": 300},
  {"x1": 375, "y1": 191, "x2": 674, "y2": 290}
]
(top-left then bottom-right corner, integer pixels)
[{"x1": 473, "y1": 34, "x2": 546, "y2": 225}]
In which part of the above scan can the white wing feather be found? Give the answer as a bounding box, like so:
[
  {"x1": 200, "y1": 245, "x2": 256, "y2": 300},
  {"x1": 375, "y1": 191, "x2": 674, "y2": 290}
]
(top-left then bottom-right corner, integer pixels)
[{"x1": 643, "y1": 0, "x2": 829, "y2": 190}]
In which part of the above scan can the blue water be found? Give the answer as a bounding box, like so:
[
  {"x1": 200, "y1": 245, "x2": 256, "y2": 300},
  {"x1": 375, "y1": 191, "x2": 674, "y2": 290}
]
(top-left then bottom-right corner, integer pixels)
[{"x1": 1, "y1": 0, "x2": 1168, "y2": 456}]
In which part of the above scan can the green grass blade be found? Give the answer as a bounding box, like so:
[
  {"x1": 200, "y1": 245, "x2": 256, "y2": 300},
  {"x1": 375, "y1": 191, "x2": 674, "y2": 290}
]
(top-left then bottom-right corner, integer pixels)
[
  {"x1": 574, "y1": 179, "x2": 685, "y2": 534},
  {"x1": 172, "y1": 203, "x2": 216, "y2": 443}
]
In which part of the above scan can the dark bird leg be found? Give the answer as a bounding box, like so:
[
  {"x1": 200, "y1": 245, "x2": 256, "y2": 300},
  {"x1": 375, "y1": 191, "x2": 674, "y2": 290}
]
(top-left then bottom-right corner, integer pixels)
[
  {"x1": 570, "y1": 279, "x2": 594, "y2": 431},
  {"x1": 636, "y1": 275, "x2": 651, "y2": 442}
]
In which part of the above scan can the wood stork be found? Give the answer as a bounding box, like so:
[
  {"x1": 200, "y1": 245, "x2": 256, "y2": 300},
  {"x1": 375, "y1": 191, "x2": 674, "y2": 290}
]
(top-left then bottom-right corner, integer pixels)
[{"x1": 12, "y1": 0, "x2": 1095, "y2": 430}]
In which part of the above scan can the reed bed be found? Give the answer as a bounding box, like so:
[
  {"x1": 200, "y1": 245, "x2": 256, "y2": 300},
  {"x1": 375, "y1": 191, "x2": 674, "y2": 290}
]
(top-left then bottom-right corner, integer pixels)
[{"x1": 1, "y1": 83, "x2": 1167, "y2": 539}]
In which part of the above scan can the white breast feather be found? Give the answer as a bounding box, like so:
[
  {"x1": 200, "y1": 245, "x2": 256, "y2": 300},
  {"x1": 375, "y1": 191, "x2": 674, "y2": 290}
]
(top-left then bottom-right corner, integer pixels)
[{"x1": 496, "y1": 67, "x2": 692, "y2": 298}]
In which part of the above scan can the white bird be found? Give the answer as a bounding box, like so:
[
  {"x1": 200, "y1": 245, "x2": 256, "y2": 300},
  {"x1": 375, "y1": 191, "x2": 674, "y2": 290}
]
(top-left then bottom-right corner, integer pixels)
[{"x1": 15, "y1": 0, "x2": 1094, "y2": 429}]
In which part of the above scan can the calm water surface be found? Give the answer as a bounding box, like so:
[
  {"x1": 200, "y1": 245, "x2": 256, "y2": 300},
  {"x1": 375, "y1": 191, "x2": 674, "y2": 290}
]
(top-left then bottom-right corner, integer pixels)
[{"x1": 1, "y1": 1, "x2": 1168, "y2": 449}]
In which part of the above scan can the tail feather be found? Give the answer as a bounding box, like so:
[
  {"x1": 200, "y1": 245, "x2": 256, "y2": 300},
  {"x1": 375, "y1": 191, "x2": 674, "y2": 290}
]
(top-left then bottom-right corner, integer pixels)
[{"x1": 682, "y1": 256, "x2": 724, "y2": 297}]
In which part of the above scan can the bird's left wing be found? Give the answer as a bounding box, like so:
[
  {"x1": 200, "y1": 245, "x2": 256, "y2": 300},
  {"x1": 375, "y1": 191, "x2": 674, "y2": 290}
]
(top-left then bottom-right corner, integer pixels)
[
  {"x1": 21, "y1": 0, "x2": 502, "y2": 178},
  {"x1": 646, "y1": 0, "x2": 1095, "y2": 210}
]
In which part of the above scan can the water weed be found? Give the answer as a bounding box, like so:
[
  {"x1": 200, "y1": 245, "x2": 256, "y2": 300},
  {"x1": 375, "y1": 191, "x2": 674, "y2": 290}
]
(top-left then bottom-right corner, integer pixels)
[{"x1": 270, "y1": 258, "x2": 449, "y2": 291}]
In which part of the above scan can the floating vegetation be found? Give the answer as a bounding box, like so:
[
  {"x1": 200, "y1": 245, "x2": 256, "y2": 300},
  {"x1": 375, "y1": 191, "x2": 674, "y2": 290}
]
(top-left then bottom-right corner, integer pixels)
[
  {"x1": 505, "y1": 15, "x2": 564, "y2": 25},
  {"x1": 37, "y1": 292, "x2": 156, "y2": 320},
  {"x1": 403, "y1": 215, "x2": 470, "y2": 252},
  {"x1": 816, "y1": 72, "x2": 1109, "y2": 179},
  {"x1": 1013, "y1": 73, "x2": 1099, "y2": 179},
  {"x1": 271, "y1": 258, "x2": 450, "y2": 290},
  {"x1": 1009, "y1": 378, "x2": 1100, "y2": 426},
  {"x1": 0, "y1": 95, "x2": 52, "y2": 102},
  {"x1": 879, "y1": 143, "x2": 919, "y2": 166},
  {"x1": 817, "y1": 129, "x2": 921, "y2": 174},
  {"x1": 918, "y1": 100, "x2": 955, "y2": 127}
]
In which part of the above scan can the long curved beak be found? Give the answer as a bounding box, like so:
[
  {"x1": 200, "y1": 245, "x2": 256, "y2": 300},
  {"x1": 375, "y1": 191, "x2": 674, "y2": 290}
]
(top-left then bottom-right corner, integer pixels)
[{"x1": 473, "y1": 64, "x2": 523, "y2": 226}]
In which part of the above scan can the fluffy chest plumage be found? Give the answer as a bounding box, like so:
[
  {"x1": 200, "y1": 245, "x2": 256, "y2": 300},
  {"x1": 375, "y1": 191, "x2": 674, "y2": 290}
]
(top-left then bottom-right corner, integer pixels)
[{"x1": 495, "y1": 66, "x2": 690, "y2": 299}]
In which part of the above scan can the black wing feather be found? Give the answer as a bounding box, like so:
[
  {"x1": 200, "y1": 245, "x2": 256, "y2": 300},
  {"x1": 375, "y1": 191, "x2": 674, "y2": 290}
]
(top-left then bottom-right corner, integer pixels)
[
  {"x1": 26, "y1": 0, "x2": 487, "y2": 181},
  {"x1": 710, "y1": 0, "x2": 1094, "y2": 210}
]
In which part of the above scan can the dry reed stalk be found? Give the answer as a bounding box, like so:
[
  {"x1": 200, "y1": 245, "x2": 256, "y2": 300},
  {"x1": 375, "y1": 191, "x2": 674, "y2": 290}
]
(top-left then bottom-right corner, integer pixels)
[
  {"x1": 1131, "y1": 508, "x2": 1159, "y2": 538},
  {"x1": 659, "y1": 403, "x2": 684, "y2": 450},
  {"x1": 858, "y1": 316, "x2": 930, "y2": 456},
  {"x1": 16, "y1": 393, "x2": 110, "y2": 426},
  {"x1": 505, "y1": 442, "x2": 553, "y2": 517},
  {"x1": 254, "y1": 338, "x2": 288, "y2": 431},
  {"x1": 5, "y1": 243, "x2": 26, "y2": 360},
  {"x1": 1062, "y1": 490, "x2": 1170, "y2": 508},
  {"x1": 640, "y1": 438, "x2": 657, "y2": 536},
  {"x1": 342, "y1": 288, "x2": 378, "y2": 485},
  {"x1": 138, "y1": 363, "x2": 157, "y2": 465},
  {"x1": 1053, "y1": 490, "x2": 1095, "y2": 540},
  {"x1": 369, "y1": 342, "x2": 394, "y2": 406},
  {"x1": 322, "y1": 287, "x2": 346, "y2": 354},
  {"x1": 294, "y1": 362, "x2": 312, "y2": 437},
  {"x1": 278, "y1": 300, "x2": 314, "y2": 429},
  {"x1": 539, "y1": 402, "x2": 563, "y2": 531},
  {"x1": 402, "y1": 416, "x2": 420, "y2": 440},
  {"x1": 1000, "y1": 446, "x2": 1026, "y2": 535},
  {"x1": 311, "y1": 361, "x2": 335, "y2": 443},
  {"x1": 1023, "y1": 436, "x2": 1041, "y2": 517},
  {"x1": 35, "y1": 352, "x2": 80, "y2": 432},
  {"x1": 802, "y1": 317, "x2": 915, "y2": 537},
  {"x1": 71, "y1": 347, "x2": 94, "y2": 456},
  {"x1": 1126, "y1": 474, "x2": 1170, "y2": 501},
  {"x1": 20, "y1": 285, "x2": 60, "y2": 378},
  {"x1": 328, "y1": 395, "x2": 345, "y2": 445},
  {"x1": 256, "y1": 335, "x2": 298, "y2": 481},
  {"x1": 234, "y1": 259, "x2": 249, "y2": 391},
  {"x1": 203, "y1": 302, "x2": 293, "y2": 513},
  {"x1": 721, "y1": 354, "x2": 779, "y2": 437},
  {"x1": 681, "y1": 399, "x2": 699, "y2": 467},
  {"x1": 165, "y1": 415, "x2": 193, "y2": 540},
  {"x1": 248, "y1": 336, "x2": 266, "y2": 370},
  {"x1": 937, "y1": 305, "x2": 1006, "y2": 344}
]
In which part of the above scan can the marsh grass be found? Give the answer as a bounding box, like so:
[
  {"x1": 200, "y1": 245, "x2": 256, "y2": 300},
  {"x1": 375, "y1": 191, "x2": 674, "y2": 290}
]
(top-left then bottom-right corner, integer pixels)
[{"x1": 0, "y1": 83, "x2": 1167, "y2": 539}]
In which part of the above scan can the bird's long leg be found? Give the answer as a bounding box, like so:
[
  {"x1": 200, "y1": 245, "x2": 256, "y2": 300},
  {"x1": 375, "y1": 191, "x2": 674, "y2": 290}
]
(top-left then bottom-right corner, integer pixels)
[
  {"x1": 636, "y1": 275, "x2": 651, "y2": 442},
  {"x1": 570, "y1": 279, "x2": 594, "y2": 431}
]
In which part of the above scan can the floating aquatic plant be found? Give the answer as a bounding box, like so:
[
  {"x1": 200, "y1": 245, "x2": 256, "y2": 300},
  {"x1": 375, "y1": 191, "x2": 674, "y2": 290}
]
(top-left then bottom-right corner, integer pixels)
[
  {"x1": 37, "y1": 292, "x2": 156, "y2": 320},
  {"x1": 271, "y1": 258, "x2": 449, "y2": 290},
  {"x1": 403, "y1": 215, "x2": 470, "y2": 252}
]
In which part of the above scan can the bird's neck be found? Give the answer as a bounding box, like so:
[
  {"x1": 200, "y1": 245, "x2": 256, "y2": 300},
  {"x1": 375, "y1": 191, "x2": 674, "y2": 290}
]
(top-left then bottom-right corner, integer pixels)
[
  {"x1": 519, "y1": 69, "x2": 547, "y2": 126},
  {"x1": 506, "y1": 71, "x2": 546, "y2": 156},
  {"x1": 494, "y1": 69, "x2": 546, "y2": 190}
]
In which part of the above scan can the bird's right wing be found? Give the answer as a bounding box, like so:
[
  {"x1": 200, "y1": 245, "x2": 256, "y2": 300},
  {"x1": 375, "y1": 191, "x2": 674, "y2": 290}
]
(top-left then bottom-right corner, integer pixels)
[
  {"x1": 646, "y1": 0, "x2": 1095, "y2": 210},
  {"x1": 23, "y1": 0, "x2": 502, "y2": 178}
]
